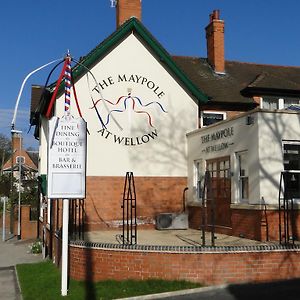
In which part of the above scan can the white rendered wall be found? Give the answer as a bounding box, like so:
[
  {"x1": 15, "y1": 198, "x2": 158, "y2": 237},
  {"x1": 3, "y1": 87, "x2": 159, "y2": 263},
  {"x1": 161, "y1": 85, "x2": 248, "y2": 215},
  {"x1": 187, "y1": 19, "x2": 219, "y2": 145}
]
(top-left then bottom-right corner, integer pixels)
[
  {"x1": 51, "y1": 33, "x2": 198, "y2": 177},
  {"x1": 187, "y1": 110, "x2": 300, "y2": 206},
  {"x1": 257, "y1": 111, "x2": 300, "y2": 204},
  {"x1": 187, "y1": 111, "x2": 260, "y2": 205}
]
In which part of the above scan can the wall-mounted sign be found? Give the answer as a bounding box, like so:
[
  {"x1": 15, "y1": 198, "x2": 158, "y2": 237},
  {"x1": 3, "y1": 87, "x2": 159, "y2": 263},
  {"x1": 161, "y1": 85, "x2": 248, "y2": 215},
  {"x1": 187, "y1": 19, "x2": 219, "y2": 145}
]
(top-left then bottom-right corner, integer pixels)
[
  {"x1": 201, "y1": 126, "x2": 234, "y2": 154},
  {"x1": 90, "y1": 73, "x2": 168, "y2": 146},
  {"x1": 47, "y1": 116, "x2": 87, "y2": 199}
]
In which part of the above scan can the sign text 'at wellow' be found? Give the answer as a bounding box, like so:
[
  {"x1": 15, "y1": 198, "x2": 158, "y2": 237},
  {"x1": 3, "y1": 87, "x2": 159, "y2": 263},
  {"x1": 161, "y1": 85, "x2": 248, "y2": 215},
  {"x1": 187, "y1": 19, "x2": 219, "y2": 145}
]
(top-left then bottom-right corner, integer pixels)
[
  {"x1": 201, "y1": 126, "x2": 234, "y2": 154},
  {"x1": 47, "y1": 116, "x2": 87, "y2": 199}
]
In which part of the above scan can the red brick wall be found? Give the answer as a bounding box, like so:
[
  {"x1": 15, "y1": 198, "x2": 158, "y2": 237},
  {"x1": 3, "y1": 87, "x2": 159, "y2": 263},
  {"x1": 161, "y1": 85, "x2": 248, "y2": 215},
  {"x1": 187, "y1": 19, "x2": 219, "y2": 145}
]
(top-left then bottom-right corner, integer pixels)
[
  {"x1": 85, "y1": 176, "x2": 187, "y2": 231},
  {"x1": 69, "y1": 246, "x2": 300, "y2": 285},
  {"x1": 20, "y1": 205, "x2": 37, "y2": 239},
  {"x1": 232, "y1": 209, "x2": 300, "y2": 242},
  {"x1": 188, "y1": 206, "x2": 300, "y2": 242}
]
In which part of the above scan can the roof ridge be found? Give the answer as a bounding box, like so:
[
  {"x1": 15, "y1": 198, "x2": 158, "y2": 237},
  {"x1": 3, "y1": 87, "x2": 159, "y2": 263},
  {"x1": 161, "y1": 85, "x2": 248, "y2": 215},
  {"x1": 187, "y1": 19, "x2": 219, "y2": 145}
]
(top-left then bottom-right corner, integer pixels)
[{"x1": 225, "y1": 59, "x2": 300, "y2": 69}]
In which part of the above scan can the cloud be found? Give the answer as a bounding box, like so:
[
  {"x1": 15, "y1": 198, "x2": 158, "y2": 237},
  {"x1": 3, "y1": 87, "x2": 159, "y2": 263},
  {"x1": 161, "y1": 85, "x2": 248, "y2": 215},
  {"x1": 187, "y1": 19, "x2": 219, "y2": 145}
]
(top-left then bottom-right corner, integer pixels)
[{"x1": 0, "y1": 108, "x2": 38, "y2": 149}]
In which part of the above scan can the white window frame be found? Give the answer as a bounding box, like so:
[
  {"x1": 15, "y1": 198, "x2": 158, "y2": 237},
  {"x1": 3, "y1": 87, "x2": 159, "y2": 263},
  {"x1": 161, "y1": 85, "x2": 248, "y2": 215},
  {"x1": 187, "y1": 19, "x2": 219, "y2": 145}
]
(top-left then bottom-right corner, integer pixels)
[
  {"x1": 193, "y1": 159, "x2": 204, "y2": 202},
  {"x1": 236, "y1": 151, "x2": 249, "y2": 203},
  {"x1": 261, "y1": 97, "x2": 300, "y2": 110},
  {"x1": 200, "y1": 111, "x2": 226, "y2": 127}
]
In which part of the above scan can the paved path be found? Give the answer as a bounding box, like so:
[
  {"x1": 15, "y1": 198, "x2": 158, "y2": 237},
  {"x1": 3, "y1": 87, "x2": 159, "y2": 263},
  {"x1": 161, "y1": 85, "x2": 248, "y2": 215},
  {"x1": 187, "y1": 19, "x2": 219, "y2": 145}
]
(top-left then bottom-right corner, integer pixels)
[{"x1": 0, "y1": 233, "x2": 43, "y2": 300}]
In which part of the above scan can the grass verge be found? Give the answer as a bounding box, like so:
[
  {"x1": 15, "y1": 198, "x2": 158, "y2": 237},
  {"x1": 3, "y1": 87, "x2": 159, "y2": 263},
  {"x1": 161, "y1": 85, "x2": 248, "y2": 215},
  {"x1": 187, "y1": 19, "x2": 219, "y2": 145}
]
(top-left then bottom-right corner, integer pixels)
[{"x1": 17, "y1": 261, "x2": 202, "y2": 300}]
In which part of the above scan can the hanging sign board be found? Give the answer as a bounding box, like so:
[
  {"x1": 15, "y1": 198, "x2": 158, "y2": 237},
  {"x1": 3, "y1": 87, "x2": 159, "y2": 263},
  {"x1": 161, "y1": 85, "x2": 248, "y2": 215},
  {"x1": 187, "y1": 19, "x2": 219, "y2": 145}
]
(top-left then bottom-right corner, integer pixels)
[{"x1": 47, "y1": 116, "x2": 87, "y2": 199}]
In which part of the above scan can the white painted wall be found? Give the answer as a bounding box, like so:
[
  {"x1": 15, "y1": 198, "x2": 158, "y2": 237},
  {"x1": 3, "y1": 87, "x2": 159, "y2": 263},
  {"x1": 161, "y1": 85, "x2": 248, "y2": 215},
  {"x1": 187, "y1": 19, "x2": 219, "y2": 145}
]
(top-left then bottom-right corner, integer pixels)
[
  {"x1": 44, "y1": 33, "x2": 198, "y2": 177},
  {"x1": 187, "y1": 109, "x2": 300, "y2": 206},
  {"x1": 257, "y1": 111, "x2": 300, "y2": 204}
]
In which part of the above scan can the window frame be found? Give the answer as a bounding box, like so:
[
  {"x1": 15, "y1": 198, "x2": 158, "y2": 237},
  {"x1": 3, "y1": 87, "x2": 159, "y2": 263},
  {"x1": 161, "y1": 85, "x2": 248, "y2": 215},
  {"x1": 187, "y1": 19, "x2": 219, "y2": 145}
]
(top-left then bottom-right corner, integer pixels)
[{"x1": 200, "y1": 111, "x2": 226, "y2": 127}]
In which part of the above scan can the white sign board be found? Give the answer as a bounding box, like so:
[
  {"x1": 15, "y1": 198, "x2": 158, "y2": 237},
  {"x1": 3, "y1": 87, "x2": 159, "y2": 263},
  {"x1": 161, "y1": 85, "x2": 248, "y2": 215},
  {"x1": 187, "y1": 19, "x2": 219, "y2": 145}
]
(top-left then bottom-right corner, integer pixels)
[{"x1": 47, "y1": 116, "x2": 87, "y2": 199}]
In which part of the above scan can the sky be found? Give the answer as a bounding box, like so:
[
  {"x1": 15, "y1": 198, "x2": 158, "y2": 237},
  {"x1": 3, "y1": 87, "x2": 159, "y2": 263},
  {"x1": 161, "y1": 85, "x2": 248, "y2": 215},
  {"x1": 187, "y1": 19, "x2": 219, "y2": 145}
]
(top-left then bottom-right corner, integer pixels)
[{"x1": 1, "y1": 0, "x2": 300, "y2": 148}]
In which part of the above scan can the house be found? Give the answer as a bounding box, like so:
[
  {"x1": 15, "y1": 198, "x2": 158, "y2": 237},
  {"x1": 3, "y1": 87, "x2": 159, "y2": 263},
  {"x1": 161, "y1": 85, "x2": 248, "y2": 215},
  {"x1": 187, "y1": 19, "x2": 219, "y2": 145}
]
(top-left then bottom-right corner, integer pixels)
[
  {"x1": 29, "y1": 0, "x2": 300, "y2": 262},
  {"x1": 2, "y1": 131, "x2": 38, "y2": 181}
]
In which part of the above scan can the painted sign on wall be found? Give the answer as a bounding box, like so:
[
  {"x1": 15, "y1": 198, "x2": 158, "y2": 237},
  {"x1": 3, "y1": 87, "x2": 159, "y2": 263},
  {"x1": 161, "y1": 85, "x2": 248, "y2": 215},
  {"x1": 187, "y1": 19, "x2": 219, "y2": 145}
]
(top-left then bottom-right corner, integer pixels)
[
  {"x1": 90, "y1": 73, "x2": 168, "y2": 146},
  {"x1": 47, "y1": 116, "x2": 87, "y2": 199}
]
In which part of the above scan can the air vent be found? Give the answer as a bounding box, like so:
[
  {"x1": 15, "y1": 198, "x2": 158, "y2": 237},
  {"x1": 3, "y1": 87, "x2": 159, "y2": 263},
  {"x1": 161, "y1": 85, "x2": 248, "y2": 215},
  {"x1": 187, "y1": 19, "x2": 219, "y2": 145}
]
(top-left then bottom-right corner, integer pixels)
[{"x1": 156, "y1": 213, "x2": 188, "y2": 230}]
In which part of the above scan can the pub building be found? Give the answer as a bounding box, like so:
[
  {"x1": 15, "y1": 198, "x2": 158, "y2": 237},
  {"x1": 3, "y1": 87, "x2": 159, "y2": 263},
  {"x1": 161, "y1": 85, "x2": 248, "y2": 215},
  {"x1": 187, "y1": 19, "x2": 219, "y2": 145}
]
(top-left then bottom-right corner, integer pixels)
[{"x1": 30, "y1": 0, "x2": 300, "y2": 260}]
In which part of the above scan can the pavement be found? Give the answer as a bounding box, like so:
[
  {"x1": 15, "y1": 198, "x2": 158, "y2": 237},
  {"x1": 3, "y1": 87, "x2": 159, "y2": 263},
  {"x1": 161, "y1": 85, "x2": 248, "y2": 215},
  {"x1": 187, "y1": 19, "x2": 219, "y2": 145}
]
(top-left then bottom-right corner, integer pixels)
[
  {"x1": 85, "y1": 228, "x2": 270, "y2": 247},
  {"x1": 0, "y1": 232, "x2": 43, "y2": 300}
]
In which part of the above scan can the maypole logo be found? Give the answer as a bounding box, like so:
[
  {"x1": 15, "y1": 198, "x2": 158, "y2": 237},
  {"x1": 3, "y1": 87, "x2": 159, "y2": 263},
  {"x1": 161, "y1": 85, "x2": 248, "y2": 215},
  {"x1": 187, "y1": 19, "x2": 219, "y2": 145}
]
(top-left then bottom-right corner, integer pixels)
[{"x1": 90, "y1": 74, "x2": 168, "y2": 146}]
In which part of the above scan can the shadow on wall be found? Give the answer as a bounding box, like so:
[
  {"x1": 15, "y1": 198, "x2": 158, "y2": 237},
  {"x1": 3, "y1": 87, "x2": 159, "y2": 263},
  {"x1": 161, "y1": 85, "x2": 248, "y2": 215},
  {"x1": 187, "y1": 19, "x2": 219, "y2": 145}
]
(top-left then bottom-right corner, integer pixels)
[
  {"x1": 258, "y1": 112, "x2": 300, "y2": 240},
  {"x1": 129, "y1": 102, "x2": 196, "y2": 175}
]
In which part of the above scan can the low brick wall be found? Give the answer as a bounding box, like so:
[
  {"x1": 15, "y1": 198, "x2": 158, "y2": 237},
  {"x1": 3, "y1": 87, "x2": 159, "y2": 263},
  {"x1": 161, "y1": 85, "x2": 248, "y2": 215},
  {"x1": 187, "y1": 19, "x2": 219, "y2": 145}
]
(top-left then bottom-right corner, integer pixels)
[
  {"x1": 69, "y1": 242, "x2": 300, "y2": 285},
  {"x1": 188, "y1": 205, "x2": 300, "y2": 242}
]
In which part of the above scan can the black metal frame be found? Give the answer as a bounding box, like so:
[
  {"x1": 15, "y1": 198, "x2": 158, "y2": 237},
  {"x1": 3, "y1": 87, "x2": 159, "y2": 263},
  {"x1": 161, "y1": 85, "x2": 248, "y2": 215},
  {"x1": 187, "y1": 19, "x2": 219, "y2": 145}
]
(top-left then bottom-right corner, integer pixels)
[
  {"x1": 201, "y1": 170, "x2": 215, "y2": 246},
  {"x1": 278, "y1": 171, "x2": 297, "y2": 245},
  {"x1": 69, "y1": 199, "x2": 85, "y2": 240},
  {"x1": 121, "y1": 172, "x2": 137, "y2": 245}
]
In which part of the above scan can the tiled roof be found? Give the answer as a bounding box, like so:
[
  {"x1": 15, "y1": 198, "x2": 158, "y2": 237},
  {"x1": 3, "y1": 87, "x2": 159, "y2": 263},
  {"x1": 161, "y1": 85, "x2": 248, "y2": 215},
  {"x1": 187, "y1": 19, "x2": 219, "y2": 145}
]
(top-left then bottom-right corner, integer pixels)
[{"x1": 172, "y1": 56, "x2": 300, "y2": 110}]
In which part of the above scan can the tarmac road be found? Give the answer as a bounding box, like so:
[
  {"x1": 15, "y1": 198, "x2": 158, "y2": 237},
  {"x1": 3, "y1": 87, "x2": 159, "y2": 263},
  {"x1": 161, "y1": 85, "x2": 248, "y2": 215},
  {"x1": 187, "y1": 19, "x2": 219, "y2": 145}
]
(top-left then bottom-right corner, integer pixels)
[{"x1": 122, "y1": 279, "x2": 300, "y2": 300}]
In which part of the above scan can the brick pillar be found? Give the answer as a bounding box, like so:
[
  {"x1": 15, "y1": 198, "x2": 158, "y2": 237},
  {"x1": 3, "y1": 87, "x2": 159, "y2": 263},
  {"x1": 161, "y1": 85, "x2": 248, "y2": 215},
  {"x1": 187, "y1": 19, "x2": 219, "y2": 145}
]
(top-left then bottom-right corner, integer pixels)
[
  {"x1": 205, "y1": 10, "x2": 225, "y2": 74},
  {"x1": 116, "y1": 0, "x2": 141, "y2": 27}
]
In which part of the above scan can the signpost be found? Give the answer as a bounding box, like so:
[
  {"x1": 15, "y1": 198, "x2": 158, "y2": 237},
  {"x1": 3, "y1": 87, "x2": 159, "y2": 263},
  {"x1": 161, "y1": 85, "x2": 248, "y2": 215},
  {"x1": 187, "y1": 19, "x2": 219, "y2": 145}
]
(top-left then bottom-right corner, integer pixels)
[
  {"x1": 1, "y1": 196, "x2": 8, "y2": 242},
  {"x1": 47, "y1": 115, "x2": 87, "y2": 296},
  {"x1": 46, "y1": 53, "x2": 87, "y2": 296}
]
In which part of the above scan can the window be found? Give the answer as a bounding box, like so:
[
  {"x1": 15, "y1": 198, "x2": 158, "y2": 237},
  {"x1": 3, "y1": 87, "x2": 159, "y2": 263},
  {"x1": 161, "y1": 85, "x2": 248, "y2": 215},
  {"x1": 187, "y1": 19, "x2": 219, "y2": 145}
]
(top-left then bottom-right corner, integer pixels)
[
  {"x1": 261, "y1": 98, "x2": 279, "y2": 110},
  {"x1": 282, "y1": 141, "x2": 300, "y2": 198},
  {"x1": 237, "y1": 151, "x2": 249, "y2": 201},
  {"x1": 16, "y1": 156, "x2": 25, "y2": 164},
  {"x1": 194, "y1": 160, "x2": 204, "y2": 201},
  {"x1": 261, "y1": 97, "x2": 300, "y2": 110},
  {"x1": 283, "y1": 98, "x2": 300, "y2": 109},
  {"x1": 201, "y1": 111, "x2": 226, "y2": 127}
]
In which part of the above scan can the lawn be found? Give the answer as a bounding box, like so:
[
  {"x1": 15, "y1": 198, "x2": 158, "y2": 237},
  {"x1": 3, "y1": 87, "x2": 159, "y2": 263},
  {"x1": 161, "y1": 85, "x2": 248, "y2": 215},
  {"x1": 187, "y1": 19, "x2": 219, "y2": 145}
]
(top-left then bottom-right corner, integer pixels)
[{"x1": 17, "y1": 261, "x2": 202, "y2": 300}]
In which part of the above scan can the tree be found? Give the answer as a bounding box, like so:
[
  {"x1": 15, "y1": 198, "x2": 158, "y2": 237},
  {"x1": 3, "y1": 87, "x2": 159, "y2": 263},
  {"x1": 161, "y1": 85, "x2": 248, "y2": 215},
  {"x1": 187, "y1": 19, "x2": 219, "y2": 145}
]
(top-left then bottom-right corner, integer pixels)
[{"x1": 0, "y1": 133, "x2": 11, "y2": 173}]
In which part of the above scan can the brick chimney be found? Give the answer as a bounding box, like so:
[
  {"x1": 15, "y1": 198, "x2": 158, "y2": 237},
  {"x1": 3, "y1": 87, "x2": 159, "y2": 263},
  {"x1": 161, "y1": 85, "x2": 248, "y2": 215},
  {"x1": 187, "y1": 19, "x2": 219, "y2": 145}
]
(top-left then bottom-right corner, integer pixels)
[
  {"x1": 12, "y1": 131, "x2": 22, "y2": 153},
  {"x1": 205, "y1": 10, "x2": 225, "y2": 74},
  {"x1": 116, "y1": 0, "x2": 142, "y2": 28}
]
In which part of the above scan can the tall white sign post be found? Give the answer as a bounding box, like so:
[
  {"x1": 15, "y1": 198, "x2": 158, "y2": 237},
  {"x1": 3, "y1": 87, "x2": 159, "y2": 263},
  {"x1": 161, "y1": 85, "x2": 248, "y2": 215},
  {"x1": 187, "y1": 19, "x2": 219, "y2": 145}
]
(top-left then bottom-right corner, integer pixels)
[
  {"x1": 1, "y1": 196, "x2": 8, "y2": 242},
  {"x1": 47, "y1": 115, "x2": 87, "y2": 296}
]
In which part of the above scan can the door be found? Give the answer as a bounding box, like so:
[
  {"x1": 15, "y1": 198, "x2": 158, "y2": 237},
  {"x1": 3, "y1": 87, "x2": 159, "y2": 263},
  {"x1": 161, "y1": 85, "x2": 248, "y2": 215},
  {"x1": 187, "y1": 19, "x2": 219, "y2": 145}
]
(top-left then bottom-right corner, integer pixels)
[{"x1": 206, "y1": 156, "x2": 231, "y2": 228}]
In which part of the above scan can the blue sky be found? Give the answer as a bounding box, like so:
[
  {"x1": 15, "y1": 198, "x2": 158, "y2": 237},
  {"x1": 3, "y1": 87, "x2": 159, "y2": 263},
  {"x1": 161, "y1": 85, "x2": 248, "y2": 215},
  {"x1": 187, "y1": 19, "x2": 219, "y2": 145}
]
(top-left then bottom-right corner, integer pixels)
[{"x1": 1, "y1": 0, "x2": 300, "y2": 148}]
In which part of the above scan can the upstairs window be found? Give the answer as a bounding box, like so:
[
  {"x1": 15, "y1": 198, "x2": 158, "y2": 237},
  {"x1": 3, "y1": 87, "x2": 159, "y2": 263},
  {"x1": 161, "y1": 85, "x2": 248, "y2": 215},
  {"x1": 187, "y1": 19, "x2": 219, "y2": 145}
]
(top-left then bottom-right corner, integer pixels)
[
  {"x1": 261, "y1": 97, "x2": 300, "y2": 110},
  {"x1": 201, "y1": 111, "x2": 226, "y2": 127}
]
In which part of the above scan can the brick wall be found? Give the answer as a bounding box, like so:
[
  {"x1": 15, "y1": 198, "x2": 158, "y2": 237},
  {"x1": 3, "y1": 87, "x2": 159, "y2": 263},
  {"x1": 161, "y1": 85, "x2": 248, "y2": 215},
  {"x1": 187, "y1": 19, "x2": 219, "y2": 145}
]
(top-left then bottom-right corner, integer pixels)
[
  {"x1": 188, "y1": 206, "x2": 300, "y2": 242},
  {"x1": 69, "y1": 245, "x2": 300, "y2": 285},
  {"x1": 20, "y1": 205, "x2": 37, "y2": 239},
  {"x1": 85, "y1": 176, "x2": 187, "y2": 230}
]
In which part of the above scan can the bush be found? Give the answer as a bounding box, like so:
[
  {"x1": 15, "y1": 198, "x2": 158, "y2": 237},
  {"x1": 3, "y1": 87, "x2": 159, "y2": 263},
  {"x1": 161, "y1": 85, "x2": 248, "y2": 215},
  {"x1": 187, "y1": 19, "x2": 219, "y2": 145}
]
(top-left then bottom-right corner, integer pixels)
[{"x1": 29, "y1": 240, "x2": 42, "y2": 254}]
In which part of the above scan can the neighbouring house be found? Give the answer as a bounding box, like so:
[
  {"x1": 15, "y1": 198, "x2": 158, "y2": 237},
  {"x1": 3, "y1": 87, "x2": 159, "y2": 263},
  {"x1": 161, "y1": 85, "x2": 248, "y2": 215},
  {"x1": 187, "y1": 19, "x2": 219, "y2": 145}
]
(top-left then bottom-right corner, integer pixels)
[
  {"x1": 2, "y1": 131, "x2": 38, "y2": 182},
  {"x1": 29, "y1": 0, "x2": 300, "y2": 265}
]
